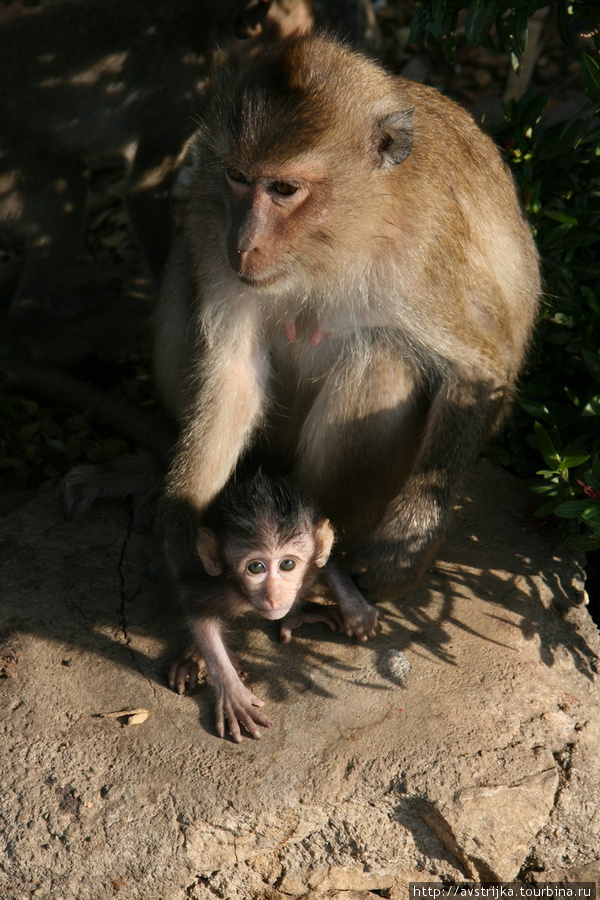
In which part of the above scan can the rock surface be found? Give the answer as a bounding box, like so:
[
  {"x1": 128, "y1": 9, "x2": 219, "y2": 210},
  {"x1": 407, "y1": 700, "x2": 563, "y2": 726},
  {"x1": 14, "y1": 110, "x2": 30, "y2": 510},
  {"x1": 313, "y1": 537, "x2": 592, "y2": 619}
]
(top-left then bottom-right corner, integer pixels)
[{"x1": 0, "y1": 461, "x2": 599, "y2": 900}]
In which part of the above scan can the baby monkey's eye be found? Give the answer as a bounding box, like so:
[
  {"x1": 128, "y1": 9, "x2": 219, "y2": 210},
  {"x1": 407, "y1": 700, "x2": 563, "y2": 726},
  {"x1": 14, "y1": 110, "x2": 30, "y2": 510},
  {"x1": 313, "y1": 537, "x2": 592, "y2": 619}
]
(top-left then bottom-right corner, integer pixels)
[
  {"x1": 226, "y1": 167, "x2": 249, "y2": 185},
  {"x1": 247, "y1": 560, "x2": 266, "y2": 575},
  {"x1": 279, "y1": 559, "x2": 296, "y2": 571}
]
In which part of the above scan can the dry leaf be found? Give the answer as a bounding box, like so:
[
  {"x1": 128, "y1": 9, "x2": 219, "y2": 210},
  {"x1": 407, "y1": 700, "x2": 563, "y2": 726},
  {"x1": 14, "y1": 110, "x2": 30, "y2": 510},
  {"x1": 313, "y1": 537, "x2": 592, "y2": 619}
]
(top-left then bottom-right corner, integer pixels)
[
  {"x1": 125, "y1": 711, "x2": 149, "y2": 726},
  {"x1": 97, "y1": 707, "x2": 149, "y2": 727}
]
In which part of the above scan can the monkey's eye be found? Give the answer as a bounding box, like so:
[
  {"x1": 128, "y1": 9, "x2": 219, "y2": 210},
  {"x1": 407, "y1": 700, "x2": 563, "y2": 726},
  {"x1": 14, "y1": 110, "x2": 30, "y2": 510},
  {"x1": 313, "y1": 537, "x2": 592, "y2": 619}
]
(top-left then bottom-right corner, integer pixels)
[
  {"x1": 226, "y1": 167, "x2": 249, "y2": 185},
  {"x1": 279, "y1": 558, "x2": 296, "y2": 571},
  {"x1": 271, "y1": 181, "x2": 297, "y2": 196},
  {"x1": 247, "y1": 560, "x2": 266, "y2": 575}
]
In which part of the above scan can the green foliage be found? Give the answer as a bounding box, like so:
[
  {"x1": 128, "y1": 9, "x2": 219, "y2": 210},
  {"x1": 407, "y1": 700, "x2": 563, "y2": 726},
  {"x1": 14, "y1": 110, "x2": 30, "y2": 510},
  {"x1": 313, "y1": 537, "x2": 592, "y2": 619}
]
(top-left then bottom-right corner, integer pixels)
[
  {"x1": 531, "y1": 424, "x2": 600, "y2": 552},
  {"x1": 410, "y1": 0, "x2": 600, "y2": 551}
]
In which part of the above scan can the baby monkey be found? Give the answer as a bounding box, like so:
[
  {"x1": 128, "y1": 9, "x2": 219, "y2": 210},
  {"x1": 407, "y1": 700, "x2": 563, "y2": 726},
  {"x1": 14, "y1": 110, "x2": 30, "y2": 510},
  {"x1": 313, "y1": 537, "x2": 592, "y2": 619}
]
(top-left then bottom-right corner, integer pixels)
[{"x1": 169, "y1": 470, "x2": 379, "y2": 743}]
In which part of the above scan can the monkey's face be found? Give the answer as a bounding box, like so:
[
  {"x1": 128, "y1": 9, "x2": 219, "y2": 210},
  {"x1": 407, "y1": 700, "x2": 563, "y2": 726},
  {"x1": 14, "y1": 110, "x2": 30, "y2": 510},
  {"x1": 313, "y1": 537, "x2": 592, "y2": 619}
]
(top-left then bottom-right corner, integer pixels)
[
  {"x1": 222, "y1": 163, "x2": 332, "y2": 288},
  {"x1": 229, "y1": 533, "x2": 318, "y2": 619}
]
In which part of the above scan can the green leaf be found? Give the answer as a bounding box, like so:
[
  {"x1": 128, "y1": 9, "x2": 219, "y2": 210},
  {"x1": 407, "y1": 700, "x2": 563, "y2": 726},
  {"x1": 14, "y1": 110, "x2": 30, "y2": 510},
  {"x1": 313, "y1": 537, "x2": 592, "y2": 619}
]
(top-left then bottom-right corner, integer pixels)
[
  {"x1": 528, "y1": 482, "x2": 559, "y2": 495},
  {"x1": 571, "y1": 535, "x2": 600, "y2": 552},
  {"x1": 554, "y1": 500, "x2": 599, "y2": 519},
  {"x1": 429, "y1": 4, "x2": 458, "y2": 61},
  {"x1": 581, "y1": 349, "x2": 600, "y2": 384},
  {"x1": 519, "y1": 399, "x2": 553, "y2": 420},
  {"x1": 465, "y1": 0, "x2": 502, "y2": 46},
  {"x1": 543, "y1": 331, "x2": 575, "y2": 345},
  {"x1": 408, "y1": 5, "x2": 428, "y2": 44},
  {"x1": 534, "y1": 421, "x2": 561, "y2": 468},
  {"x1": 543, "y1": 210, "x2": 579, "y2": 225},
  {"x1": 582, "y1": 397, "x2": 600, "y2": 417},
  {"x1": 556, "y1": 0, "x2": 574, "y2": 47},
  {"x1": 514, "y1": 3, "x2": 532, "y2": 57},
  {"x1": 581, "y1": 53, "x2": 600, "y2": 107},
  {"x1": 561, "y1": 452, "x2": 591, "y2": 468}
]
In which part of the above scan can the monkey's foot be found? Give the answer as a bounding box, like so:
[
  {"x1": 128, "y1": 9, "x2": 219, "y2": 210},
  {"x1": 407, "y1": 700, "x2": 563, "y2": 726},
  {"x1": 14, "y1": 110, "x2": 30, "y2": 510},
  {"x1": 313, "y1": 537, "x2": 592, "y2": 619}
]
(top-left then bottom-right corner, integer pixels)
[
  {"x1": 339, "y1": 600, "x2": 380, "y2": 643},
  {"x1": 325, "y1": 564, "x2": 381, "y2": 642},
  {"x1": 351, "y1": 532, "x2": 437, "y2": 600},
  {"x1": 214, "y1": 681, "x2": 272, "y2": 743},
  {"x1": 169, "y1": 657, "x2": 206, "y2": 694},
  {"x1": 279, "y1": 602, "x2": 344, "y2": 644}
]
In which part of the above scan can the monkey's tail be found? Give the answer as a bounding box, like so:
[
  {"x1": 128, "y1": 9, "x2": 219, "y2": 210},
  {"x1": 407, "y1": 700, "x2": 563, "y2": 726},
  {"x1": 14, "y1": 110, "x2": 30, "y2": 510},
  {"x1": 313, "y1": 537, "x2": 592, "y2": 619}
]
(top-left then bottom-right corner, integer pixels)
[{"x1": 61, "y1": 455, "x2": 163, "y2": 532}]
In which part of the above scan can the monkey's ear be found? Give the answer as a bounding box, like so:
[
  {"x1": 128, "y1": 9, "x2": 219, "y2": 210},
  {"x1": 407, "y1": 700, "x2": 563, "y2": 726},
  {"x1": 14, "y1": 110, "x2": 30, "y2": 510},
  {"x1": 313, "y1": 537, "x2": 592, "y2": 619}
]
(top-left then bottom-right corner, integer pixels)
[
  {"x1": 314, "y1": 518, "x2": 335, "y2": 568},
  {"x1": 234, "y1": 0, "x2": 271, "y2": 39},
  {"x1": 196, "y1": 527, "x2": 223, "y2": 576},
  {"x1": 375, "y1": 109, "x2": 414, "y2": 169}
]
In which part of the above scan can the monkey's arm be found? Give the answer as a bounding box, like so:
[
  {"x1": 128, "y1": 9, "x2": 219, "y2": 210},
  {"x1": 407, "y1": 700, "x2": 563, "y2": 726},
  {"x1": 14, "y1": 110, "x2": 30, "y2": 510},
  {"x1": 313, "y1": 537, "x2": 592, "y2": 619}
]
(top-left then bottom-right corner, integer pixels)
[
  {"x1": 185, "y1": 614, "x2": 272, "y2": 743},
  {"x1": 159, "y1": 323, "x2": 269, "y2": 571}
]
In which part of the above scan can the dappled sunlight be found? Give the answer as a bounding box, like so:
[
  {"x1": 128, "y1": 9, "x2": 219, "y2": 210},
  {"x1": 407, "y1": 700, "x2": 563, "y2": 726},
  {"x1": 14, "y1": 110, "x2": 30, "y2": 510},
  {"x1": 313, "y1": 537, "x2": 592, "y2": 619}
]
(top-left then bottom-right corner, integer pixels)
[{"x1": 0, "y1": 462, "x2": 596, "y2": 744}]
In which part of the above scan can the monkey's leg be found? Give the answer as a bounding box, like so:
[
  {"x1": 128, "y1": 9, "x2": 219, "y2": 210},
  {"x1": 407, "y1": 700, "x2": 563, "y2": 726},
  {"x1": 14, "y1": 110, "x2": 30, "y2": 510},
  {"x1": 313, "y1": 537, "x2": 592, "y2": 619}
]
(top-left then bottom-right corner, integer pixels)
[
  {"x1": 295, "y1": 346, "x2": 429, "y2": 598},
  {"x1": 296, "y1": 347, "x2": 425, "y2": 533},
  {"x1": 352, "y1": 375, "x2": 507, "y2": 595},
  {"x1": 7, "y1": 154, "x2": 89, "y2": 321}
]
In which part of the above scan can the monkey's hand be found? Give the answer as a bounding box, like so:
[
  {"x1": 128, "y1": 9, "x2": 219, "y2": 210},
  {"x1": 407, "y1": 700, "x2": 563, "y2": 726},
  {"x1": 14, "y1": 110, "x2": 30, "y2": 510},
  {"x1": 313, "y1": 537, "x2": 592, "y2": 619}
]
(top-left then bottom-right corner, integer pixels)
[
  {"x1": 169, "y1": 657, "x2": 206, "y2": 695},
  {"x1": 214, "y1": 679, "x2": 273, "y2": 743},
  {"x1": 279, "y1": 602, "x2": 344, "y2": 644},
  {"x1": 169, "y1": 651, "x2": 245, "y2": 694}
]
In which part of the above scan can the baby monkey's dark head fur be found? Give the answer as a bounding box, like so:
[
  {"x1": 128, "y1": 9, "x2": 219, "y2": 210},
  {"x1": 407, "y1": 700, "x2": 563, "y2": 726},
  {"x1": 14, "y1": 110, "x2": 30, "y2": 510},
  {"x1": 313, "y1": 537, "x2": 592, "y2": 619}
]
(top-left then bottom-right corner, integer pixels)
[{"x1": 206, "y1": 470, "x2": 320, "y2": 548}]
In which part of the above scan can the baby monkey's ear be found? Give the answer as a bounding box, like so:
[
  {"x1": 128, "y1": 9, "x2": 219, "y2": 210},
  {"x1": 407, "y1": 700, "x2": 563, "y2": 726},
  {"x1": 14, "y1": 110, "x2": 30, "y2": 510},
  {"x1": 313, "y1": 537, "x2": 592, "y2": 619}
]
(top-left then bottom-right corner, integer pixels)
[
  {"x1": 196, "y1": 528, "x2": 223, "y2": 576},
  {"x1": 314, "y1": 518, "x2": 335, "y2": 568}
]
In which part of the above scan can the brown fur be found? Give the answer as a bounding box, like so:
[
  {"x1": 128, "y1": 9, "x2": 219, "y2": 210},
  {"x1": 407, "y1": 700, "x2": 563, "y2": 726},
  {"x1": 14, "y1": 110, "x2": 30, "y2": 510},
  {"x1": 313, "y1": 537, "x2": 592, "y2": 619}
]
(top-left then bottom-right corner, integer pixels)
[{"x1": 155, "y1": 33, "x2": 541, "y2": 599}]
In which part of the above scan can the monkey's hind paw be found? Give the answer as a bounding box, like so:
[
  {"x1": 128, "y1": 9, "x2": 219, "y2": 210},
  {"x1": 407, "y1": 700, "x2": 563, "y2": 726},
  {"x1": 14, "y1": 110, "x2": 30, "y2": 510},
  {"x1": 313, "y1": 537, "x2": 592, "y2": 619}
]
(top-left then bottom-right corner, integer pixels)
[
  {"x1": 279, "y1": 602, "x2": 344, "y2": 643},
  {"x1": 341, "y1": 603, "x2": 381, "y2": 643}
]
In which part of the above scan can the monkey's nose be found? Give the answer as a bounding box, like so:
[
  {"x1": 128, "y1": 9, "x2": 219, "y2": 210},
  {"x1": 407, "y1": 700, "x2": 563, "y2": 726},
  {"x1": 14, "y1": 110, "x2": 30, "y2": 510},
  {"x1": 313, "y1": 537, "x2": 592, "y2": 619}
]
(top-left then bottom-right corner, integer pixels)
[
  {"x1": 264, "y1": 588, "x2": 285, "y2": 610},
  {"x1": 229, "y1": 246, "x2": 259, "y2": 275}
]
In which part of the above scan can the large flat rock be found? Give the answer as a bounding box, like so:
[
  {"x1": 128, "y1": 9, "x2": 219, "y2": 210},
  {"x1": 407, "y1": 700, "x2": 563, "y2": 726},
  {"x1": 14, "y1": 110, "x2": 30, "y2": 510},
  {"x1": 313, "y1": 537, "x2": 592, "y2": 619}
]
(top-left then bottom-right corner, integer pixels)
[{"x1": 1, "y1": 461, "x2": 599, "y2": 899}]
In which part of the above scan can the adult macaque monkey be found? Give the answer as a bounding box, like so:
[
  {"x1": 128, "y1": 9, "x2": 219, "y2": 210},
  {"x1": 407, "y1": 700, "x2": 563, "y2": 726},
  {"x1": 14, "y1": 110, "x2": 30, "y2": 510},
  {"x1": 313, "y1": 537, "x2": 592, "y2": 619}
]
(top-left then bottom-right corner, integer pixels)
[
  {"x1": 170, "y1": 470, "x2": 377, "y2": 742},
  {"x1": 155, "y1": 36, "x2": 540, "y2": 614},
  {"x1": 0, "y1": 0, "x2": 313, "y2": 320}
]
